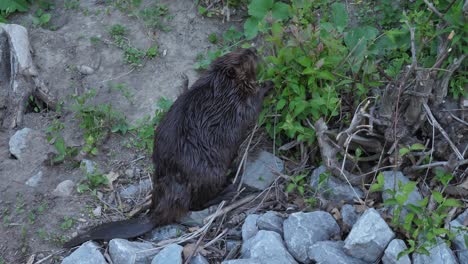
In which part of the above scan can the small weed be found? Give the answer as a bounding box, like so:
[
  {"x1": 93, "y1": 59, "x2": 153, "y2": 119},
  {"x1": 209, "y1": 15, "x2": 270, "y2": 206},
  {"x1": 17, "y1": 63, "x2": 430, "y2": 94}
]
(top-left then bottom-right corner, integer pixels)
[
  {"x1": 64, "y1": 0, "x2": 79, "y2": 10},
  {"x1": 110, "y1": 82, "x2": 134, "y2": 103},
  {"x1": 90, "y1": 36, "x2": 101, "y2": 45},
  {"x1": 109, "y1": 24, "x2": 158, "y2": 66},
  {"x1": 140, "y1": 3, "x2": 170, "y2": 31},
  {"x1": 77, "y1": 168, "x2": 109, "y2": 193},
  {"x1": 32, "y1": 8, "x2": 51, "y2": 27},
  {"x1": 60, "y1": 216, "x2": 75, "y2": 230},
  {"x1": 127, "y1": 97, "x2": 172, "y2": 153},
  {"x1": 208, "y1": 33, "x2": 218, "y2": 44},
  {"x1": 15, "y1": 193, "x2": 25, "y2": 214},
  {"x1": 71, "y1": 89, "x2": 129, "y2": 155}
]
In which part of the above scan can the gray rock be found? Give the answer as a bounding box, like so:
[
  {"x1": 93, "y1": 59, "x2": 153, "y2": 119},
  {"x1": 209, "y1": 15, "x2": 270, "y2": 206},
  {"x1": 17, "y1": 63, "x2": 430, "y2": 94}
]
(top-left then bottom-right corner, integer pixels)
[
  {"x1": 179, "y1": 207, "x2": 211, "y2": 226},
  {"x1": 92, "y1": 206, "x2": 102, "y2": 217},
  {"x1": 189, "y1": 255, "x2": 209, "y2": 264},
  {"x1": 78, "y1": 65, "x2": 94, "y2": 75},
  {"x1": 308, "y1": 241, "x2": 367, "y2": 264},
  {"x1": 151, "y1": 244, "x2": 183, "y2": 264},
  {"x1": 9, "y1": 128, "x2": 53, "y2": 164},
  {"x1": 341, "y1": 204, "x2": 360, "y2": 227},
  {"x1": 62, "y1": 241, "x2": 106, "y2": 264},
  {"x1": 382, "y1": 171, "x2": 423, "y2": 218},
  {"x1": 344, "y1": 208, "x2": 395, "y2": 262},
  {"x1": 413, "y1": 238, "x2": 458, "y2": 264},
  {"x1": 310, "y1": 166, "x2": 363, "y2": 203},
  {"x1": 119, "y1": 179, "x2": 152, "y2": 199},
  {"x1": 242, "y1": 214, "x2": 259, "y2": 241},
  {"x1": 257, "y1": 211, "x2": 283, "y2": 235},
  {"x1": 53, "y1": 180, "x2": 75, "y2": 197},
  {"x1": 241, "y1": 230, "x2": 297, "y2": 264},
  {"x1": 283, "y1": 211, "x2": 340, "y2": 263},
  {"x1": 109, "y1": 238, "x2": 156, "y2": 264},
  {"x1": 26, "y1": 171, "x2": 43, "y2": 187},
  {"x1": 223, "y1": 258, "x2": 293, "y2": 264},
  {"x1": 226, "y1": 240, "x2": 241, "y2": 253},
  {"x1": 81, "y1": 159, "x2": 97, "y2": 174},
  {"x1": 125, "y1": 168, "x2": 135, "y2": 178},
  {"x1": 243, "y1": 151, "x2": 284, "y2": 190},
  {"x1": 450, "y1": 210, "x2": 467, "y2": 264},
  {"x1": 144, "y1": 224, "x2": 186, "y2": 243},
  {"x1": 382, "y1": 239, "x2": 411, "y2": 264}
]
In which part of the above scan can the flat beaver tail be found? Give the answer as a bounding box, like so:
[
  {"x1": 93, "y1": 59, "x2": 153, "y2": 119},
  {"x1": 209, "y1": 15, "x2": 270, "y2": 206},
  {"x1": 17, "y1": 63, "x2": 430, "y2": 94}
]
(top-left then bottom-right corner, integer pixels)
[{"x1": 63, "y1": 216, "x2": 155, "y2": 248}]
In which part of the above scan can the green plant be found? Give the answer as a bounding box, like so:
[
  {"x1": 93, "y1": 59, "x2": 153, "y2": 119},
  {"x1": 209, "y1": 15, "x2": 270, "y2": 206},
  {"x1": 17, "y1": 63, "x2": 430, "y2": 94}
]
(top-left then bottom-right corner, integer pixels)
[
  {"x1": 0, "y1": 0, "x2": 30, "y2": 22},
  {"x1": 64, "y1": 0, "x2": 79, "y2": 10},
  {"x1": 194, "y1": 26, "x2": 244, "y2": 70},
  {"x1": 374, "y1": 174, "x2": 463, "y2": 257},
  {"x1": 109, "y1": 24, "x2": 158, "y2": 66},
  {"x1": 71, "y1": 89, "x2": 129, "y2": 155},
  {"x1": 60, "y1": 216, "x2": 75, "y2": 230},
  {"x1": 46, "y1": 119, "x2": 78, "y2": 163},
  {"x1": 32, "y1": 8, "x2": 51, "y2": 27},
  {"x1": 77, "y1": 171, "x2": 108, "y2": 193},
  {"x1": 110, "y1": 82, "x2": 134, "y2": 103},
  {"x1": 127, "y1": 97, "x2": 172, "y2": 153},
  {"x1": 208, "y1": 33, "x2": 218, "y2": 44},
  {"x1": 140, "y1": 3, "x2": 170, "y2": 31}
]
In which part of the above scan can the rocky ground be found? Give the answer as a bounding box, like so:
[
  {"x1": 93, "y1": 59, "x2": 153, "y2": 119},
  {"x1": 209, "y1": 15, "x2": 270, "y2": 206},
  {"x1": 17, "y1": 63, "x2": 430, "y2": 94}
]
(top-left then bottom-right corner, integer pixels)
[{"x1": 0, "y1": 0, "x2": 467, "y2": 264}]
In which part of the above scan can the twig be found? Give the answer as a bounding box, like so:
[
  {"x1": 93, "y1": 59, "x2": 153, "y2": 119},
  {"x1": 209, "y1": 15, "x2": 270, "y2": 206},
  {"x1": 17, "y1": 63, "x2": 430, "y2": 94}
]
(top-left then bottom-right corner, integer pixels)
[
  {"x1": 203, "y1": 194, "x2": 257, "y2": 223},
  {"x1": 405, "y1": 20, "x2": 417, "y2": 68},
  {"x1": 423, "y1": 102, "x2": 464, "y2": 160},
  {"x1": 234, "y1": 124, "x2": 258, "y2": 191},
  {"x1": 423, "y1": 0, "x2": 445, "y2": 19},
  {"x1": 408, "y1": 159, "x2": 468, "y2": 171},
  {"x1": 34, "y1": 250, "x2": 66, "y2": 264}
]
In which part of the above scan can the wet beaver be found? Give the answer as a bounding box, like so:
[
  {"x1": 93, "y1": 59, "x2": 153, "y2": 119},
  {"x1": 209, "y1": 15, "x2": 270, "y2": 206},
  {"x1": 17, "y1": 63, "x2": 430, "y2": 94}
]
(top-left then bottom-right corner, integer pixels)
[{"x1": 64, "y1": 48, "x2": 272, "y2": 248}]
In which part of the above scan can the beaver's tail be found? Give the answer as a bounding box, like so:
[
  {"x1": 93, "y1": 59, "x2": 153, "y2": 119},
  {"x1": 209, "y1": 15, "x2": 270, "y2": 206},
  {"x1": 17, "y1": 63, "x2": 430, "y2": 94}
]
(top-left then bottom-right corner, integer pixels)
[{"x1": 63, "y1": 216, "x2": 155, "y2": 248}]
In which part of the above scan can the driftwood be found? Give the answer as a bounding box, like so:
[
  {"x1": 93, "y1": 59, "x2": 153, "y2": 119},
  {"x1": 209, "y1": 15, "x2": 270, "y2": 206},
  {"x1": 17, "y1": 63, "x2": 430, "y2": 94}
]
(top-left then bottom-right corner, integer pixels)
[{"x1": 0, "y1": 24, "x2": 57, "y2": 128}]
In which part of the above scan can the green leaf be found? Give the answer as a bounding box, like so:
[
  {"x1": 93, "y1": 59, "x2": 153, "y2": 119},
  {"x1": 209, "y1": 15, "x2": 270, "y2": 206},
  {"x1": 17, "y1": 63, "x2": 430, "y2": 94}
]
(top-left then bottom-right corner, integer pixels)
[
  {"x1": 432, "y1": 191, "x2": 444, "y2": 204},
  {"x1": 330, "y1": 3, "x2": 348, "y2": 33},
  {"x1": 384, "y1": 198, "x2": 398, "y2": 206},
  {"x1": 248, "y1": 0, "x2": 273, "y2": 19},
  {"x1": 410, "y1": 143, "x2": 425, "y2": 151},
  {"x1": 244, "y1": 17, "x2": 260, "y2": 40},
  {"x1": 0, "y1": 0, "x2": 29, "y2": 13},
  {"x1": 276, "y1": 98, "x2": 286, "y2": 111},
  {"x1": 444, "y1": 198, "x2": 462, "y2": 207},
  {"x1": 271, "y1": 2, "x2": 290, "y2": 20},
  {"x1": 286, "y1": 183, "x2": 295, "y2": 193},
  {"x1": 399, "y1": 147, "x2": 410, "y2": 157}
]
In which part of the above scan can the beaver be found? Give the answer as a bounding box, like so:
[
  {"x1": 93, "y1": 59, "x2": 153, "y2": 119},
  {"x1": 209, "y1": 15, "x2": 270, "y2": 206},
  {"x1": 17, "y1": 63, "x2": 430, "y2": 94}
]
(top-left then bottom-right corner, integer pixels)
[{"x1": 63, "y1": 48, "x2": 272, "y2": 248}]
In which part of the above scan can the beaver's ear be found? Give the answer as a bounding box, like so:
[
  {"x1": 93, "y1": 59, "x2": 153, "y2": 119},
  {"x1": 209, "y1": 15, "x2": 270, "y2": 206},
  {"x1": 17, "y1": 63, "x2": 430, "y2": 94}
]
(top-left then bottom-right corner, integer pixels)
[{"x1": 226, "y1": 67, "x2": 236, "y2": 79}]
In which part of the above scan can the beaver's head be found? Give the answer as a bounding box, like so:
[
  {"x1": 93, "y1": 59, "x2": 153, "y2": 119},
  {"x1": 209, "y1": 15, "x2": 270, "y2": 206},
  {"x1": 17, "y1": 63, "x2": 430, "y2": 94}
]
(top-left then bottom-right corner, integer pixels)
[{"x1": 210, "y1": 48, "x2": 258, "y2": 88}]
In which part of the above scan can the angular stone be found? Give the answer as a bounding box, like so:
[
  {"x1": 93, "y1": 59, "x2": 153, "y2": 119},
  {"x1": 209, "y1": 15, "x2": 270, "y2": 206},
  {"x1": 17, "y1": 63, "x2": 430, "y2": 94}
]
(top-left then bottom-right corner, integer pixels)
[
  {"x1": 256, "y1": 211, "x2": 283, "y2": 235},
  {"x1": 189, "y1": 254, "x2": 209, "y2": 264},
  {"x1": 9, "y1": 128, "x2": 53, "y2": 164},
  {"x1": 119, "y1": 179, "x2": 152, "y2": 199},
  {"x1": 382, "y1": 171, "x2": 423, "y2": 217},
  {"x1": 243, "y1": 151, "x2": 284, "y2": 190},
  {"x1": 450, "y1": 211, "x2": 467, "y2": 264},
  {"x1": 144, "y1": 224, "x2": 187, "y2": 243},
  {"x1": 308, "y1": 241, "x2": 367, "y2": 264},
  {"x1": 151, "y1": 244, "x2": 183, "y2": 264},
  {"x1": 413, "y1": 238, "x2": 458, "y2": 264},
  {"x1": 242, "y1": 214, "x2": 259, "y2": 241},
  {"x1": 310, "y1": 166, "x2": 363, "y2": 203},
  {"x1": 109, "y1": 239, "x2": 156, "y2": 264},
  {"x1": 341, "y1": 204, "x2": 360, "y2": 227},
  {"x1": 344, "y1": 208, "x2": 395, "y2": 262},
  {"x1": 62, "y1": 241, "x2": 106, "y2": 264},
  {"x1": 283, "y1": 211, "x2": 340, "y2": 263},
  {"x1": 53, "y1": 180, "x2": 75, "y2": 197},
  {"x1": 179, "y1": 207, "x2": 211, "y2": 226},
  {"x1": 382, "y1": 239, "x2": 411, "y2": 264},
  {"x1": 26, "y1": 171, "x2": 43, "y2": 187},
  {"x1": 241, "y1": 230, "x2": 297, "y2": 264}
]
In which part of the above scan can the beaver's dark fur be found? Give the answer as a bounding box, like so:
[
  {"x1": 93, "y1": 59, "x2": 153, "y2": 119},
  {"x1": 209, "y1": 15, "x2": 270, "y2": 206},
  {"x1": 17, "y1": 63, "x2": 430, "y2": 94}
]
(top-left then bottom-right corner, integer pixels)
[{"x1": 64, "y1": 48, "x2": 272, "y2": 248}]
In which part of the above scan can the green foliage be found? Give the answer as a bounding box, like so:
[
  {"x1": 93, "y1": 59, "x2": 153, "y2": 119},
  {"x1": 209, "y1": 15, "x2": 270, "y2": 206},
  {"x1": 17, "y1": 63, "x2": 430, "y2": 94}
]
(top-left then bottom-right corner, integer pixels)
[
  {"x1": 369, "y1": 172, "x2": 385, "y2": 192},
  {"x1": 32, "y1": 8, "x2": 51, "y2": 27},
  {"x1": 140, "y1": 3, "x2": 170, "y2": 31},
  {"x1": 286, "y1": 173, "x2": 308, "y2": 196},
  {"x1": 71, "y1": 89, "x2": 129, "y2": 155},
  {"x1": 127, "y1": 97, "x2": 172, "y2": 153},
  {"x1": 382, "y1": 177, "x2": 462, "y2": 257},
  {"x1": 0, "y1": 0, "x2": 29, "y2": 22},
  {"x1": 194, "y1": 26, "x2": 244, "y2": 70},
  {"x1": 60, "y1": 216, "x2": 74, "y2": 230},
  {"x1": 108, "y1": 24, "x2": 158, "y2": 66},
  {"x1": 399, "y1": 143, "x2": 426, "y2": 157},
  {"x1": 77, "y1": 171, "x2": 108, "y2": 193}
]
